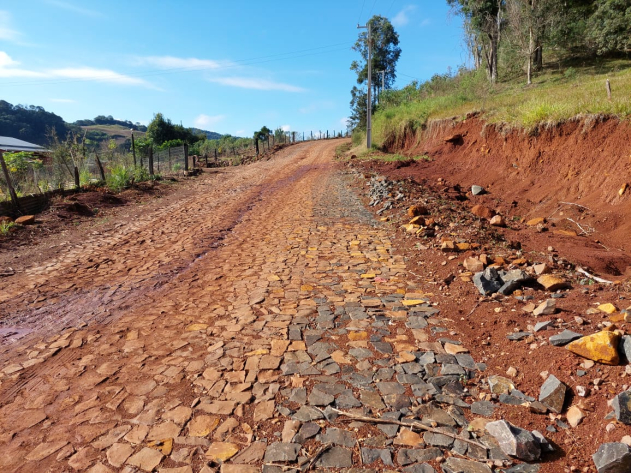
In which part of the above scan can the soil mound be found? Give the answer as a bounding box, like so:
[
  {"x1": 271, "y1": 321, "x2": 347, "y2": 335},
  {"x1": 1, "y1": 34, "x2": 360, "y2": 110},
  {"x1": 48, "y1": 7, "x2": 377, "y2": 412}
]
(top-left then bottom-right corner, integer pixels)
[{"x1": 373, "y1": 116, "x2": 631, "y2": 279}]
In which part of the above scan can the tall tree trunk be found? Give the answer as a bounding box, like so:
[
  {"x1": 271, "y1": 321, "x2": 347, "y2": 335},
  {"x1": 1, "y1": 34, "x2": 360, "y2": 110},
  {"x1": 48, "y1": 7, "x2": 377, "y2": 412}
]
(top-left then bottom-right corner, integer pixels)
[{"x1": 527, "y1": 26, "x2": 534, "y2": 85}]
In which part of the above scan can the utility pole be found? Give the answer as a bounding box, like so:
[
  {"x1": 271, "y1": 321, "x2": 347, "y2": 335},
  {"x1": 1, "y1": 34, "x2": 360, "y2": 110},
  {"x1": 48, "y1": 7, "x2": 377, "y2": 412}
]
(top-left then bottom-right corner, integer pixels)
[{"x1": 358, "y1": 21, "x2": 372, "y2": 149}]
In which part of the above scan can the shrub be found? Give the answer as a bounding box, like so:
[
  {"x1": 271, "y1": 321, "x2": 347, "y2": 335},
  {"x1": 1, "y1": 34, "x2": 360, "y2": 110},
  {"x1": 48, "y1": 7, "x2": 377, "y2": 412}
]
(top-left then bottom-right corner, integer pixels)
[{"x1": 106, "y1": 164, "x2": 133, "y2": 192}]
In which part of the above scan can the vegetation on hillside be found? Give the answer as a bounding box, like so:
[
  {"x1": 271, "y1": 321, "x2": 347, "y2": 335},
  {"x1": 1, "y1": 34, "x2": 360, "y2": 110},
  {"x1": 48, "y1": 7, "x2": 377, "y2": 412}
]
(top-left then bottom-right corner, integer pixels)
[
  {"x1": 0, "y1": 101, "x2": 68, "y2": 145},
  {"x1": 350, "y1": 2, "x2": 631, "y2": 148}
]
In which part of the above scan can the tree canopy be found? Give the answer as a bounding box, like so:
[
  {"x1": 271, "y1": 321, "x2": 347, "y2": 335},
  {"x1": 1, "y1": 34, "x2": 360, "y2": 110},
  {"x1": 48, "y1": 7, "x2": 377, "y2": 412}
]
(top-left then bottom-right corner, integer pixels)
[
  {"x1": 0, "y1": 100, "x2": 68, "y2": 145},
  {"x1": 349, "y1": 15, "x2": 401, "y2": 129},
  {"x1": 145, "y1": 113, "x2": 204, "y2": 146}
]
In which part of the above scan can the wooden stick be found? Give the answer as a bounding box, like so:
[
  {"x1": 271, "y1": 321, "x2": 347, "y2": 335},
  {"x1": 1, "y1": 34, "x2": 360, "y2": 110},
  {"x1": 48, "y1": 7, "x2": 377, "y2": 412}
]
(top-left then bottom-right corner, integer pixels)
[
  {"x1": 559, "y1": 201, "x2": 590, "y2": 211},
  {"x1": 331, "y1": 409, "x2": 488, "y2": 450},
  {"x1": 577, "y1": 267, "x2": 614, "y2": 284},
  {"x1": 566, "y1": 217, "x2": 594, "y2": 235}
]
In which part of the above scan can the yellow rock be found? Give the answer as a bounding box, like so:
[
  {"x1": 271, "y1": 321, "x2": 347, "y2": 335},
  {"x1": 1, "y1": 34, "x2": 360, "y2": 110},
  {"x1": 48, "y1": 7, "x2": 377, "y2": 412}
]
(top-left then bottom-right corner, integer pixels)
[
  {"x1": 361, "y1": 273, "x2": 376, "y2": 279},
  {"x1": 397, "y1": 351, "x2": 417, "y2": 362},
  {"x1": 404, "y1": 224, "x2": 422, "y2": 233},
  {"x1": 527, "y1": 217, "x2": 545, "y2": 226},
  {"x1": 402, "y1": 300, "x2": 426, "y2": 307},
  {"x1": 186, "y1": 324, "x2": 208, "y2": 332},
  {"x1": 409, "y1": 216, "x2": 424, "y2": 225},
  {"x1": 456, "y1": 243, "x2": 471, "y2": 251},
  {"x1": 566, "y1": 331, "x2": 620, "y2": 365},
  {"x1": 394, "y1": 429, "x2": 424, "y2": 447},
  {"x1": 620, "y1": 183, "x2": 628, "y2": 196},
  {"x1": 205, "y1": 442, "x2": 239, "y2": 462},
  {"x1": 267, "y1": 275, "x2": 281, "y2": 281},
  {"x1": 348, "y1": 331, "x2": 368, "y2": 341},
  {"x1": 468, "y1": 418, "x2": 491, "y2": 433},
  {"x1": 537, "y1": 274, "x2": 569, "y2": 291},
  {"x1": 300, "y1": 285, "x2": 313, "y2": 292},
  {"x1": 444, "y1": 343, "x2": 469, "y2": 355},
  {"x1": 330, "y1": 350, "x2": 353, "y2": 365},
  {"x1": 598, "y1": 303, "x2": 618, "y2": 314},
  {"x1": 245, "y1": 349, "x2": 268, "y2": 356},
  {"x1": 147, "y1": 438, "x2": 173, "y2": 455}
]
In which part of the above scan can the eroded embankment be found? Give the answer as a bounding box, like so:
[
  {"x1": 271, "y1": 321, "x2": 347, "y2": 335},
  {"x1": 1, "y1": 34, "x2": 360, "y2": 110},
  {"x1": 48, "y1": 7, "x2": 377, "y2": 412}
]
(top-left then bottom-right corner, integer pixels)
[{"x1": 375, "y1": 115, "x2": 631, "y2": 278}]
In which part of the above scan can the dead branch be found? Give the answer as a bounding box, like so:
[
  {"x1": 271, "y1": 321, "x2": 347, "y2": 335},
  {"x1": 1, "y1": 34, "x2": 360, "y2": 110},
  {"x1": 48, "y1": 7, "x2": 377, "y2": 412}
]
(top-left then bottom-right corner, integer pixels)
[
  {"x1": 577, "y1": 267, "x2": 614, "y2": 285},
  {"x1": 559, "y1": 201, "x2": 591, "y2": 211},
  {"x1": 331, "y1": 409, "x2": 488, "y2": 450},
  {"x1": 305, "y1": 443, "x2": 332, "y2": 471},
  {"x1": 566, "y1": 217, "x2": 595, "y2": 236}
]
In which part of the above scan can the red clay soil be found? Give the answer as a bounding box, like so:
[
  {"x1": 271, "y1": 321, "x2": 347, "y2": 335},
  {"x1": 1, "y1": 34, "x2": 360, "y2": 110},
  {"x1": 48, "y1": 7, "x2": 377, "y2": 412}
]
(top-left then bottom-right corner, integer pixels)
[{"x1": 374, "y1": 115, "x2": 631, "y2": 280}]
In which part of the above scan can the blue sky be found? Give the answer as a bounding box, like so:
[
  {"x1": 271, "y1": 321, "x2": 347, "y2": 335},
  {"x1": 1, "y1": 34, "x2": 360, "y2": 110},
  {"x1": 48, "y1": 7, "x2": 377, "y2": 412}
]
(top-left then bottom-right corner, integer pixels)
[{"x1": 0, "y1": 1, "x2": 466, "y2": 137}]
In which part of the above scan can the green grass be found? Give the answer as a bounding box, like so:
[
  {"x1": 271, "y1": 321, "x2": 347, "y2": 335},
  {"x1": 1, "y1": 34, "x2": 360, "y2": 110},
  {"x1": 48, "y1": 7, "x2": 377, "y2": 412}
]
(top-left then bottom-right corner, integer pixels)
[
  {"x1": 369, "y1": 58, "x2": 631, "y2": 147},
  {"x1": 0, "y1": 221, "x2": 17, "y2": 236}
]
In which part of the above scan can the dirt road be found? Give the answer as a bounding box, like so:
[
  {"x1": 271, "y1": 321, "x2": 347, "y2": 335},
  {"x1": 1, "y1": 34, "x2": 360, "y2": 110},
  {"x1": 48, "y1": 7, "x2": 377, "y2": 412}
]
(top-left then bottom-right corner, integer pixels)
[{"x1": 0, "y1": 140, "x2": 541, "y2": 472}]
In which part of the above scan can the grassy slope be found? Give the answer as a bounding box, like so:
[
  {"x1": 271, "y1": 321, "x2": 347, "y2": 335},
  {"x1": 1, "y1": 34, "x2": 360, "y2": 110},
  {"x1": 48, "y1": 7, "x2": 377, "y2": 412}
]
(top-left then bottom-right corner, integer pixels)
[
  {"x1": 370, "y1": 58, "x2": 631, "y2": 147},
  {"x1": 81, "y1": 125, "x2": 146, "y2": 144}
]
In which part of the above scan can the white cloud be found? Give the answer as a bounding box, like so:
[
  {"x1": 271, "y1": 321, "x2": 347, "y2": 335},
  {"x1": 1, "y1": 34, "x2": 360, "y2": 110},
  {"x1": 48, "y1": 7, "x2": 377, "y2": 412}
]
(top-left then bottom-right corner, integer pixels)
[
  {"x1": 207, "y1": 77, "x2": 305, "y2": 92},
  {"x1": 0, "y1": 53, "x2": 159, "y2": 88},
  {"x1": 49, "y1": 67, "x2": 147, "y2": 85},
  {"x1": 392, "y1": 5, "x2": 416, "y2": 27},
  {"x1": 340, "y1": 117, "x2": 350, "y2": 128},
  {"x1": 0, "y1": 11, "x2": 21, "y2": 42},
  {"x1": 137, "y1": 56, "x2": 231, "y2": 70},
  {"x1": 44, "y1": 0, "x2": 102, "y2": 17},
  {"x1": 194, "y1": 114, "x2": 225, "y2": 128},
  {"x1": 50, "y1": 98, "x2": 76, "y2": 103},
  {"x1": 420, "y1": 18, "x2": 431, "y2": 27},
  {"x1": 281, "y1": 125, "x2": 291, "y2": 132}
]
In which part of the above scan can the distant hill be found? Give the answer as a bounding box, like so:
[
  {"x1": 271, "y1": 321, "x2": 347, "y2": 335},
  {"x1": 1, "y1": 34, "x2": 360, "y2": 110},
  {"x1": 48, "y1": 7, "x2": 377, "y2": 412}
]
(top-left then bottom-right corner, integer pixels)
[
  {"x1": 0, "y1": 100, "x2": 68, "y2": 146},
  {"x1": 0, "y1": 101, "x2": 227, "y2": 148},
  {"x1": 189, "y1": 127, "x2": 223, "y2": 140}
]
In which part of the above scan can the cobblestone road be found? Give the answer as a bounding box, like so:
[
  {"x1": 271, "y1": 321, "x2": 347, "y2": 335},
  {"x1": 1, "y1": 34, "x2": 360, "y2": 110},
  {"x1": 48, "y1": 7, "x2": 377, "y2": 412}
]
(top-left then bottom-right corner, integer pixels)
[{"x1": 0, "y1": 140, "x2": 502, "y2": 473}]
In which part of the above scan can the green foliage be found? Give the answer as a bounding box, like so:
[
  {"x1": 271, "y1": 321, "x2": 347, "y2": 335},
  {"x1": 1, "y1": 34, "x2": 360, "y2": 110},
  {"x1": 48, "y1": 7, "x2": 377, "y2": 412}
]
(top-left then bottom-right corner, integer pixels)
[
  {"x1": 3, "y1": 152, "x2": 42, "y2": 174},
  {"x1": 350, "y1": 15, "x2": 401, "y2": 129},
  {"x1": 586, "y1": 0, "x2": 631, "y2": 55},
  {"x1": 0, "y1": 100, "x2": 68, "y2": 146},
  {"x1": 133, "y1": 165, "x2": 150, "y2": 183},
  {"x1": 0, "y1": 221, "x2": 17, "y2": 236},
  {"x1": 146, "y1": 113, "x2": 202, "y2": 146},
  {"x1": 106, "y1": 164, "x2": 133, "y2": 192}
]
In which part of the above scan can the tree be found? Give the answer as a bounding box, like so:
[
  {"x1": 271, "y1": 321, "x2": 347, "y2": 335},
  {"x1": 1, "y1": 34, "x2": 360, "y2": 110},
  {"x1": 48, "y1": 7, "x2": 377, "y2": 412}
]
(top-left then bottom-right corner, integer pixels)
[
  {"x1": 586, "y1": 0, "x2": 631, "y2": 55},
  {"x1": 449, "y1": 0, "x2": 504, "y2": 83},
  {"x1": 146, "y1": 113, "x2": 201, "y2": 146},
  {"x1": 350, "y1": 15, "x2": 401, "y2": 129}
]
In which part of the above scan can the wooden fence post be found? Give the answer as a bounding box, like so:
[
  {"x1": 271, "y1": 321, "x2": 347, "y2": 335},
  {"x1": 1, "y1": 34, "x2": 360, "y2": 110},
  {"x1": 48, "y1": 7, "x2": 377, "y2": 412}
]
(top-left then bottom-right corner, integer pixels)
[
  {"x1": 95, "y1": 154, "x2": 106, "y2": 181},
  {"x1": 148, "y1": 147, "x2": 154, "y2": 177},
  {"x1": 0, "y1": 151, "x2": 21, "y2": 213},
  {"x1": 205, "y1": 153, "x2": 208, "y2": 167},
  {"x1": 214, "y1": 149, "x2": 217, "y2": 162},
  {"x1": 184, "y1": 144, "x2": 189, "y2": 172},
  {"x1": 606, "y1": 79, "x2": 612, "y2": 100},
  {"x1": 74, "y1": 166, "x2": 80, "y2": 189},
  {"x1": 131, "y1": 132, "x2": 137, "y2": 167}
]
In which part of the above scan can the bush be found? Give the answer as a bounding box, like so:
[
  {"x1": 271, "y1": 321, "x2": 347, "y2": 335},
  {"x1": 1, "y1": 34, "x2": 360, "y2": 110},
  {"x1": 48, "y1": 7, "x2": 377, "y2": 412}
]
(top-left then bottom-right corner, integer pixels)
[
  {"x1": 0, "y1": 221, "x2": 16, "y2": 236},
  {"x1": 106, "y1": 164, "x2": 133, "y2": 192}
]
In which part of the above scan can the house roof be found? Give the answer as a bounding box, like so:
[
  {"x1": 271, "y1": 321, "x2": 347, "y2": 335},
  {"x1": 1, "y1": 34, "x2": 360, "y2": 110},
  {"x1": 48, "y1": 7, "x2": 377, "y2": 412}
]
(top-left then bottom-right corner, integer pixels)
[{"x1": 0, "y1": 136, "x2": 49, "y2": 153}]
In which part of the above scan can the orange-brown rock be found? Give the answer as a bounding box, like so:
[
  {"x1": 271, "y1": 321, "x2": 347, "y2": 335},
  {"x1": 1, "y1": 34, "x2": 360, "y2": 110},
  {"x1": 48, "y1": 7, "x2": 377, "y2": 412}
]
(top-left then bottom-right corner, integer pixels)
[
  {"x1": 527, "y1": 217, "x2": 545, "y2": 226},
  {"x1": 471, "y1": 205, "x2": 494, "y2": 219},
  {"x1": 566, "y1": 331, "x2": 620, "y2": 365},
  {"x1": 408, "y1": 205, "x2": 428, "y2": 217},
  {"x1": 15, "y1": 215, "x2": 35, "y2": 225}
]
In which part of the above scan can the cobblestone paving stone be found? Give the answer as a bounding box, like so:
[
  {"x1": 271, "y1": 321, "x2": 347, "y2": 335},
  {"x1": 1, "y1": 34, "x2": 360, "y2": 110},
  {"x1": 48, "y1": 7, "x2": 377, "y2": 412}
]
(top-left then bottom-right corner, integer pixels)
[{"x1": 0, "y1": 141, "x2": 506, "y2": 472}]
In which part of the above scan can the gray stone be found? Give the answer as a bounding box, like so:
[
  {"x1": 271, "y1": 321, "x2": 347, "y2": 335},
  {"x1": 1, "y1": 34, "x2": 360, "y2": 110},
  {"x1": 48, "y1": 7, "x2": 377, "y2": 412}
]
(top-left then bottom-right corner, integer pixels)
[
  {"x1": 533, "y1": 299, "x2": 556, "y2": 316},
  {"x1": 376, "y1": 411, "x2": 401, "y2": 438},
  {"x1": 440, "y1": 364, "x2": 465, "y2": 376},
  {"x1": 531, "y1": 430, "x2": 554, "y2": 453},
  {"x1": 502, "y1": 465, "x2": 540, "y2": 473},
  {"x1": 320, "y1": 428, "x2": 356, "y2": 447},
  {"x1": 360, "y1": 390, "x2": 385, "y2": 410},
  {"x1": 417, "y1": 352, "x2": 435, "y2": 365},
  {"x1": 499, "y1": 394, "x2": 525, "y2": 406},
  {"x1": 263, "y1": 443, "x2": 300, "y2": 463},
  {"x1": 592, "y1": 443, "x2": 631, "y2": 473},
  {"x1": 308, "y1": 388, "x2": 334, "y2": 407},
  {"x1": 441, "y1": 457, "x2": 492, "y2": 473},
  {"x1": 402, "y1": 464, "x2": 436, "y2": 473},
  {"x1": 349, "y1": 348, "x2": 373, "y2": 360},
  {"x1": 486, "y1": 419, "x2": 541, "y2": 461},
  {"x1": 397, "y1": 373, "x2": 424, "y2": 385},
  {"x1": 396, "y1": 447, "x2": 442, "y2": 466},
  {"x1": 407, "y1": 317, "x2": 429, "y2": 329},
  {"x1": 375, "y1": 368, "x2": 395, "y2": 380},
  {"x1": 372, "y1": 342, "x2": 393, "y2": 354},
  {"x1": 619, "y1": 336, "x2": 631, "y2": 364},
  {"x1": 455, "y1": 354, "x2": 476, "y2": 370},
  {"x1": 549, "y1": 330, "x2": 582, "y2": 346},
  {"x1": 533, "y1": 320, "x2": 553, "y2": 332},
  {"x1": 507, "y1": 332, "x2": 532, "y2": 341},
  {"x1": 383, "y1": 394, "x2": 411, "y2": 409},
  {"x1": 612, "y1": 390, "x2": 631, "y2": 425},
  {"x1": 539, "y1": 375, "x2": 566, "y2": 413},
  {"x1": 289, "y1": 388, "x2": 307, "y2": 404},
  {"x1": 293, "y1": 422, "x2": 320, "y2": 443},
  {"x1": 471, "y1": 185, "x2": 485, "y2": 195},
  {"x1": 315, "y1": 446, "x2": 353, "y2": 468},
  {"x1": 471, "y1": 401, "x2": 496, "y2": 416},
  {"x1": 472, "y1": 267, "x2": 503, "y2": 296},
  {"x1": 360, "y1": 448, "x2": 394, "y2": 466},
  {"x1": 292, "y1": 406, "x2": 324, "y2": 422},
  {"x1": 377, "y1": 382, "x2": 407, "y2": 395},
  {"x1": 336, "y1": 394, "x2": 362, "y2": 409},
  {"x1": 423, "y1": 432, "x2": 454, "y2": 448}
]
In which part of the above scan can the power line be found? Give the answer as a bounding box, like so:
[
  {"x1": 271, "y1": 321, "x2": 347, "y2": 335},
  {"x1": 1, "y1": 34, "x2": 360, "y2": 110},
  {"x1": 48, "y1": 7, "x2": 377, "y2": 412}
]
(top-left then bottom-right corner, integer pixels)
[
  {"x1": 358, "y1": 0, "x2": 367, "y2": 23},
  {"x1": 385, "y1": 0, "x2": 397, "y2": 18},
  {"x1": 0, "y1": 42, "x2": 354, "y2": 88},
  {"x1": 368, "y1": 0, "x2": 379, "y2": 18}
]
